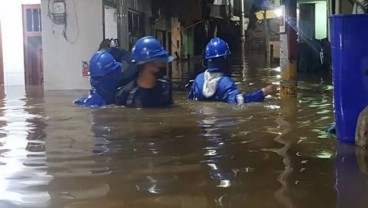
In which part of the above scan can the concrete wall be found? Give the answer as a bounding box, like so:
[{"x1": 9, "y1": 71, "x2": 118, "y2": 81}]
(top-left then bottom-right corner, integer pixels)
[
  {"x1": 41, "y1": 0, "x2": 103, "y2": 90},
  {"x1": 0, "y1": 0, "x2": 41, "y2": 87}
]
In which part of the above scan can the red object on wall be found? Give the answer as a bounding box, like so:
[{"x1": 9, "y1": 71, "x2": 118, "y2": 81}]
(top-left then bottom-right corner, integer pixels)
[{"x1": 82, "y1": 61, "x2": 89, "y2": 77}]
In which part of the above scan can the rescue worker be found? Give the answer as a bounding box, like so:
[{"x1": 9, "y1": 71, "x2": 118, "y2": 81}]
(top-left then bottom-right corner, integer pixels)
[
  {"x1": 115, "y1": 36, "x2": 174, "y2": 107},
  {"x1": 99, "y1": 38, "x2": 138, "y2": 87},
  {"x1": 188, "y1": 38, "x2": 277, "y2": 104},
  {"x1": 74, "y1": 50, "x2": 124, "y2": 107}
]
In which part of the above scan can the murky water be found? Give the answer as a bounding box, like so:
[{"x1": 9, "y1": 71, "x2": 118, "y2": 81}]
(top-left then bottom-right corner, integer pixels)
[{"x1": 0, "y1": 56, "x2": 367, "y2": 208}]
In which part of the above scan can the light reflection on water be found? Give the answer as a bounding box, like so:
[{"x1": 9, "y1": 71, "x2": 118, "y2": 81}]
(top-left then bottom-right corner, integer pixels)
[{"x1": 0, "y1": 57, "x2": 366, "y2": 208}]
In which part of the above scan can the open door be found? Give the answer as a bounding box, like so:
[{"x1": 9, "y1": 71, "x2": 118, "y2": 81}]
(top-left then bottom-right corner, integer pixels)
[
  {"x1": 22, "y1": 4, "x2": 43, "y2": 86},
  {"x1": 103, "y1": 1, "x2": 118, "y2": 40}
]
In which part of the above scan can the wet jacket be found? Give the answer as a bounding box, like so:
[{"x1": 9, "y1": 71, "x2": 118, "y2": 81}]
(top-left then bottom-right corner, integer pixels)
[
  {"x1": 74, "y1": 89, "x2": 108, "y2": 108},
  {"x1": 74, "y1": 69, "x2": 125, "y2": 108},
  {"x1": 115, "y1": 78, "x2": 172, "y2": 108},
  {"x1": 73, "y1": 63, "x2": 139, "y2": 108},
  {"x1": 188, "y1": 70, "x2": 265, "y2": 104}
]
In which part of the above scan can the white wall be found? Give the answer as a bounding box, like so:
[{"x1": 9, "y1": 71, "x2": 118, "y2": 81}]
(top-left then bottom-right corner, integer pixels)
[
  {"x1": 41, "y1": 0, "x2": 103, "y2": 90},
  {"x1": 0, "y1": 0, "x2": 41, "y2": 87}
]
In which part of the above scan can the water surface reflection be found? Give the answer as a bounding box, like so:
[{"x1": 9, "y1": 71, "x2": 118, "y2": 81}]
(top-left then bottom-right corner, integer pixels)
[{"x1": 0, "y1": 57, "x2": 364, "y2": 208}]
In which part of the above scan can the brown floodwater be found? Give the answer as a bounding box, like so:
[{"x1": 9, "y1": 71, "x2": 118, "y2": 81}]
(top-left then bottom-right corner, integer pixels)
[{"x1": 0, "y1": 55, "x2": 367, "y2": 208}]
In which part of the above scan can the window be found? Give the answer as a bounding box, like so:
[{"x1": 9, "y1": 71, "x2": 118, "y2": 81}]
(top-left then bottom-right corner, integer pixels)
[
  {"x1": 26, "y1": 8, "x2": 42, "y2": 33},
  {"x1": 128, "y1": 10, "x2": 145, "y2": 49}
]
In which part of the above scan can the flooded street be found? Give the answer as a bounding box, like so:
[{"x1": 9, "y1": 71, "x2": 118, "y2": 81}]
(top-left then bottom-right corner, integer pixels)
[{"x1": 0, "y1": 55, "x2": 367, "y2": 208}]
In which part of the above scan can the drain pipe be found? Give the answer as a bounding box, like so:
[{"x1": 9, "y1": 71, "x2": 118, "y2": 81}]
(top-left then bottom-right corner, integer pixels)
[
  {"x1": 264, "y1": 10, "x2": 270, "y2": 68},
  {"x1": 240, "y1": 0, "x2": 246, "y2": 69}
]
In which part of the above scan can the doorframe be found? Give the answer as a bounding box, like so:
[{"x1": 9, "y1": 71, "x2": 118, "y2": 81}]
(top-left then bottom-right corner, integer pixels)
[{"x1": 22, "y1": 4, "x2": 42, "y2": 86}]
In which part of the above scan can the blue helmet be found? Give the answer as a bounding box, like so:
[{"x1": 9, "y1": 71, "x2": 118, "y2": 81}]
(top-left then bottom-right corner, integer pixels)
[
  {"x1": 205, "y1": 38, "x2": 231, "y2": 60},
  {"x1": 89, "y1": 50, "x2": 121, "y2": 77},
  {"x1": 131, "y1": 36, "x2": 174, "y2": 65}
]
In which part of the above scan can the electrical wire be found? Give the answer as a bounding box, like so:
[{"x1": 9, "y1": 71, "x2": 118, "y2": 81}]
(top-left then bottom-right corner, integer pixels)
[
  {"x1": 47, "y1": 0, "x2": 79, "y2": 44},
  {"x1": 63, "y1": 0, "x2": 80, "y2": 44}
]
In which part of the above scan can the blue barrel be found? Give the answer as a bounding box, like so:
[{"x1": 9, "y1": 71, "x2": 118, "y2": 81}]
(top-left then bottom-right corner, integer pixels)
[{"x1": 330, "y1": 15, "x2": 368, "y2": 143}]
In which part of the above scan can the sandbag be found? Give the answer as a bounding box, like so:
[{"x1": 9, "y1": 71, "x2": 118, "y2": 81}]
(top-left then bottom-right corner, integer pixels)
[{"x1": 356, "y1": 106, "x2": 368, "y2": 148}]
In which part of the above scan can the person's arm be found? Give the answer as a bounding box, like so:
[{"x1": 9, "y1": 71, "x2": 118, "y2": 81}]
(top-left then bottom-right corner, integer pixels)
[
  {"x1": 218, "y1": 77, "x2": 244, "y2": 104},
  {"x1": 243, "y1": 84, "x2": 277, "y2": 103},
  {"x1": 219, "y1": 77, "x2": 279, "y2": 104},
  {"x1": 242, "y1": 89, "x2": 265, "y2": 103},
  {"x1": 188, "y1": 74, "x2": 203, "y2": 100},
  {"x1": 188, "y1": 80, "x2": 199, "y2": 100}
]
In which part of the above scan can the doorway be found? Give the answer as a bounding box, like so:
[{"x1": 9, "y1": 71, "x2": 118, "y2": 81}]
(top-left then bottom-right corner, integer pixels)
[
  {"x1": 156, "y1": 29, "x2": 167, "y2": 50},
  {"x1": 103, "y1": 2, "x2": 118, "y2": 40},
  {"x1": 22, "y1": 4, "x2": 43, "y2": 86},
  {"x1": 168, "y1": 31, "x2": 172, "y2": 55},
  {"x1": 299, "y1": 3, "x2": 316, "y2": 42}
]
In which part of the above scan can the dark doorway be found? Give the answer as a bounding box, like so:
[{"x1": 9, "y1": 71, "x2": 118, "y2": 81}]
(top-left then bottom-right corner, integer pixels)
[
  {"x1": 299, "y1": 3, "x2": 316, "y2": 42},
  {"x1": 168, "y1": 31, "x2": 172, "y2": 55},
  {"x1": 156, "y1": 29, "x2": 167, "y2": 50}
]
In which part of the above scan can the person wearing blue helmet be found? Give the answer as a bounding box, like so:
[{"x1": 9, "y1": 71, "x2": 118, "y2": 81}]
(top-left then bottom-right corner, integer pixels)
[
  {"x1": 74, "y1": 50, "x2": 124, "y2": 107},
  {"x1": 188, "y1": 37, "x2": 277, "y2": 104},
  {"x1": 115, "y1": 36, "x2": 175, "y2": 107},
  {"x1": 97, "y1": 39, "x2": 137, "y2": 82}
]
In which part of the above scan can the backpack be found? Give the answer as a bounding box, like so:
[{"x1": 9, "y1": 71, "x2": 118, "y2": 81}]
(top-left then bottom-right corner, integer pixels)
[
  {"x1": 115, "y1": 79, "x2": 139, "y2": 106},
  {"x1": 115, "y1": 77, "x2": 172, "y2": 107}
]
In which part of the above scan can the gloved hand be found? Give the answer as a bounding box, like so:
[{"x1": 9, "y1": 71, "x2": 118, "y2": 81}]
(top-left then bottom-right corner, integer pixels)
[{"x1": 262, "y1": 84, "x2": 278, "y2": 96}]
